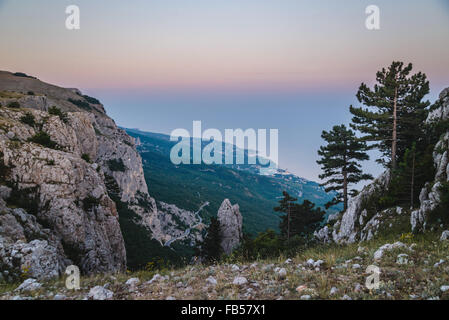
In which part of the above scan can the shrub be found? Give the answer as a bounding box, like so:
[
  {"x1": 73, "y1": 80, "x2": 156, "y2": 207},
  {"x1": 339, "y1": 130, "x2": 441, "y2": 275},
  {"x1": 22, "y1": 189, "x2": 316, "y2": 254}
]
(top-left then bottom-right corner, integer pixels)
[
  {"x1": 107, "y1": 158, "x2": 126, "y2": 172},
  {"x1": 48, "y1": 106, "x2": 68, "y2": 123},
  {"x1": 83, "y1": 196, "x2": 100, "y2": 212},
  {"x1": 7, "y1": 101, "x2": 20, "y2": 108},
  {"x1": 68, "y1": 98, "x2": 92, "y2": 111},
  {"x1": 20, "y1": 112, "x2": 36, "y2": 126},
  {"x1": 81, "y1": 153, "x2": 91, "y2": 163},
  {"x1": 6, "y1": 185, "x2": 40, "y2": 215},
  {"x1": 82, "y1": 95, "x2": 100, "y2": 105},
  {"x1": 13, "y1": 72, "x2": 36, "y2": 79},
  {"x1": 0, "y1": 152, "x2": 13, "y2": 183},
  {"x1": 231, "y1": 230, "x2": 284, "y2": 261},
  {"x1": 28, "y1": 131, "x2": 58, "y2": 149},
  {"x1": 27, "y1": 91, "x2": 35, "y2": 96}
]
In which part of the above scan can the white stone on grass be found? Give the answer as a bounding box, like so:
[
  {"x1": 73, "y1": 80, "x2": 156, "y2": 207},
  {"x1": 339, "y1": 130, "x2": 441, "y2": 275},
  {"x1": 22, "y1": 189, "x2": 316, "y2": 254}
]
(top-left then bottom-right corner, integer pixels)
[
  {"x1": 233, "y1": 276, "x2": 248, "y2": 286},
  {"x1": 88, "y1": 286, "x2": 113, "y2": 300}
]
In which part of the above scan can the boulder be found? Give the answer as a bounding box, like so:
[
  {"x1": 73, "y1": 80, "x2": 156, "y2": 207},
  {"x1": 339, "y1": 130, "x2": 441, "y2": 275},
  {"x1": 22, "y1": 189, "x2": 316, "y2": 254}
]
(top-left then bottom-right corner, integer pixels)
[
  {"x1": 374, "y1": 242, "x2": 408, "y2": 261},
  {"x1": 15, "y1": 279, "x2": 42, "y2": 293},
  {"x1": 88, "y1": 286, "x2": 114, "y2": 300},
  {"x1": 232, "y1": 276, "x2": 248, "y2": 285}
]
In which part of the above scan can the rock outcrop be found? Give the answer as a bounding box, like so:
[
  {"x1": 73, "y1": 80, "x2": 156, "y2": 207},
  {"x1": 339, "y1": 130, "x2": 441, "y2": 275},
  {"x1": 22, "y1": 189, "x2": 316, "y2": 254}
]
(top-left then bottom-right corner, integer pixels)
[
  {"x1": 0, "y1": 197, "x2": 63, "y2": 281},
  {"x1": 315, "y1": 171, "x2": 392, "y2": 243},
  {"x1": 217, "y1": 199, "x2": 243, "y2": 254}
]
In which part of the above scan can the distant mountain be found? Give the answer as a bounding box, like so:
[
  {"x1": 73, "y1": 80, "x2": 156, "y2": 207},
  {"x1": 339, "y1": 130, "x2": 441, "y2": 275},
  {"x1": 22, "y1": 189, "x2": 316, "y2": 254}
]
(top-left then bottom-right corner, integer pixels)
[{"x1": 126, "y1": 128, "x2": 341, "y2": 235}]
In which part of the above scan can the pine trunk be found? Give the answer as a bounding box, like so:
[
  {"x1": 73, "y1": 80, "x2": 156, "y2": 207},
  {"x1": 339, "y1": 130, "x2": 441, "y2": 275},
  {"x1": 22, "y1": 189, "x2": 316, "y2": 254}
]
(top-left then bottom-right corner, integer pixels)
[
  {"x1": 392, "y1": 87, "x2": 398, "y2": 170},
  {"x1": 343, "y1": 169, "x2": 348, "y2": 211},
  {"x1": 411, "y1": 150, "x2": 415, "y2": 208}
]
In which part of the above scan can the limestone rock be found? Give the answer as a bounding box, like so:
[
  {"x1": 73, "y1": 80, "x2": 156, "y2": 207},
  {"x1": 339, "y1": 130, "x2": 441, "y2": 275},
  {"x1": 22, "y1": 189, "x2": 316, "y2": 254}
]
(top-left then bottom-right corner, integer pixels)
[
  {"x1": 374, "y1": 242, "x2": 407, "y2": 261},
  {"x1": 316, "y1": 171, "x2": 391, "y2": 244},
  {"x1": 440, "y1": 230, "x2": 449, "y2": 241},
  {"x1": 217, "y1": 199, "x2": 243, "y2": 255},
  {"x1": 278, "y1": 268, "x2": 287, "y2": 279},
  {"x1": 125, "y1": 278, "x2": 140, "y2": 291},
  {"x1": 15, "y1": 279, "x2": 42, "y2": 293},
  {"x1": 206, "y1": 276, "x2": 217, "y2": 286},
  {"x1": 232, "y1": 276, "x2": 248, "y2": 285},
  {"x1": 88, "y1": 286, "x2": 113, "y2": 300}
]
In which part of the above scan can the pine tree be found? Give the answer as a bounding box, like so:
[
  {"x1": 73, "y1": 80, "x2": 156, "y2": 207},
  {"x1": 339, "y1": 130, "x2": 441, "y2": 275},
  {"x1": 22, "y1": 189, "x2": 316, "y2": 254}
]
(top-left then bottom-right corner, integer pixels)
[
  {"x1": 350, "y1": 61, "x2": 430, "y2": 170},
  {"x1": 317, "y1": 124, "x2": 372, "y2": 211},
  {"x1": 275, "y1": 192, "x2": 324, "y2": 239},
  {"x1": 281, "y1": 200, "x2": 324, "y2": 238},
  {"x1": 383, "y1": 142, "x2": 435, "y2": 209},
  {"x1": 274, "y1": 191, "x2": 297, "y2": 240},
  {"x1": 200, "y1": 217, "x2": 223, "y2": 263}
]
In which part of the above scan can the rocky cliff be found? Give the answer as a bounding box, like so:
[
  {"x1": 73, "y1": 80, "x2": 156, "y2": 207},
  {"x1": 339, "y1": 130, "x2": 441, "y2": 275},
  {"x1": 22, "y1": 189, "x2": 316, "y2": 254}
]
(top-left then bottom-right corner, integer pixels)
[
  {"x1": 0, "y1": 71, "x2": 176, "y2": 280},
  {"x1": 316, "y1": 87, "x2": 449, "y2": 244}
]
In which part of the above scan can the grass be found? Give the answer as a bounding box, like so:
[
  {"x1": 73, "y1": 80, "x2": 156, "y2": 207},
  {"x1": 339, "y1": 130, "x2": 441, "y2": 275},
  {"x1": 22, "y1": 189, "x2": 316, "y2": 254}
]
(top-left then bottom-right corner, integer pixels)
[{"x1": 0, "y1": 91, "x2": 24, "y2": 99}]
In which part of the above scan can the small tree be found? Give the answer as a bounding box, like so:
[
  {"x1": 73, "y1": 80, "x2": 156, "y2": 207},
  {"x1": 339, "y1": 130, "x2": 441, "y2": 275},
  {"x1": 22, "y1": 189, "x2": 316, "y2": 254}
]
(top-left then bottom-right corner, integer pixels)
[
  {"x1": 28, "y1": 131, "x2": 58, "y2": 149},
  {"x1": 384, "y1": 142, "x2": 435, "y2": 209},
  {"x1": 200, "y1": 217, "x2": 223, "y2": 263},
  {"x1": 48, "y1": 106, "x2": 68, "y2": 123},
  {"x1": 7, "y1": 101, "x2": 20, "y2": 108},
  {"x1": 274, "y1": 191, "x2": 297, "y2": 240},
  {"x1": 317, "y1": 124, "x2": 372, "y2": 211},
  {"x1": 275, "y1": 192, "x2": 324, "y2": 240},
  {"x1": 20, "y1": 112, "x2": 36, "y2": 127},
  {"x1": 279, "y1": 200, "x2": 325, "y2": 238}
]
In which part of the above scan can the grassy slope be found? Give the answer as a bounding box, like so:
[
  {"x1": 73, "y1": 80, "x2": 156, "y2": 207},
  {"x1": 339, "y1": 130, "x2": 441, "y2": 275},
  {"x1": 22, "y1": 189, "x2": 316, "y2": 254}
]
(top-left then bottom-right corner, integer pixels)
[{"x1": 3, "y1": 232, "x2": 448, "y2": 300}]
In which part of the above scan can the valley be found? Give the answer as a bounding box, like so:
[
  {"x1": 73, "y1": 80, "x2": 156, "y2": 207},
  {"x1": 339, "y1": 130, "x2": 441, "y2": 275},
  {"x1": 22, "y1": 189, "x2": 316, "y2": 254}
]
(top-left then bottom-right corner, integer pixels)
[{"x1": 126, "y1": 128, "x2": 341, "y2": 236}]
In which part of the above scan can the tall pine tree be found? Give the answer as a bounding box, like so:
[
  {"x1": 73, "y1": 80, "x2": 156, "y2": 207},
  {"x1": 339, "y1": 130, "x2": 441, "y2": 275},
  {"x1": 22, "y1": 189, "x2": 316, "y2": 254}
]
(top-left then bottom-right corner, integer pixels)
[
  {"x1": 317, "y1": 124, "x2": 372, "y2": 211},
  {"x1": 350, "y1": 61, "x2": 430, "y2": 170}
]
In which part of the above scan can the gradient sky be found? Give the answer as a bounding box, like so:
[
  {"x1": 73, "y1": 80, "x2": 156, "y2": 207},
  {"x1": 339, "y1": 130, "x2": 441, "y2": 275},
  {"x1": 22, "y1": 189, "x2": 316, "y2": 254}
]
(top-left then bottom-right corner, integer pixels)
[{"x1": 1, "y1": 0, "x2": 449, "y2": 183}]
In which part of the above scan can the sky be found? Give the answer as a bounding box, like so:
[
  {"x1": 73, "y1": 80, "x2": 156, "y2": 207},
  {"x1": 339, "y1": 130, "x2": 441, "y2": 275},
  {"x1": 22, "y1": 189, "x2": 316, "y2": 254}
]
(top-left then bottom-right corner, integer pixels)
[{"x1": 1, "y1": 0, "x2": 449, "y2": 183}]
